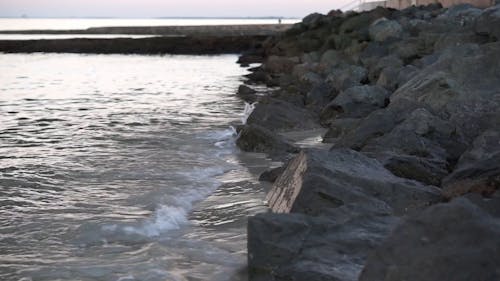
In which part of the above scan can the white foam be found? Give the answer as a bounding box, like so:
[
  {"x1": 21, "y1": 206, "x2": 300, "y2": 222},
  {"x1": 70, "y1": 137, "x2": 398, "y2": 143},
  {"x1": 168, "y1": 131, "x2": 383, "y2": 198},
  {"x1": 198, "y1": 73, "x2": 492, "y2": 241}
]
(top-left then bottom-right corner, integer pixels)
[
  {"x1": 241, "y1": 102, "x2": 257, "y2": 124},
  {"x1": 123, "y1": 205, "x2": 188, "y2": 236}
]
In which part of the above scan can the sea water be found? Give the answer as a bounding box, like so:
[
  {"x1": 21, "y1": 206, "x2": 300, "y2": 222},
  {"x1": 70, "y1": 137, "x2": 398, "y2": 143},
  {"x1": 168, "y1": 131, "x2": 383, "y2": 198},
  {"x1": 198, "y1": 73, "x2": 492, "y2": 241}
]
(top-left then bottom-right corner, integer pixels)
[{"x1": 0, "y1": 53, "x2": 271, "y2": 281}]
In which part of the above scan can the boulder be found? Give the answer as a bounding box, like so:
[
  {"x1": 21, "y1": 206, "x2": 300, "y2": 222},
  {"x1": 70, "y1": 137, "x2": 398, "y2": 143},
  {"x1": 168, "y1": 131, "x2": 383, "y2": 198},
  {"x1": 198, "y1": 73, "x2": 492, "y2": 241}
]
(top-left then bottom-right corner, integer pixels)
[
  {"x1": 267, "y1": 149, "x2": 441, "y2": 216},
  {"x1": 236, "y1": 124, "x2": 298, "y2": 155},
  {"x1": 359, "y1": 198, "x2": 500, "y2": 281},
  {"x1": 237, "y1": 85, "x2": 257, "y2": 102},
  {"x1": 259, "y1": 166, "x2": 286, "y2": 183},
  {"x1": 248, "y1": 208, "x2": 399, "y2": 281},
  {"x1": 376, "y1": 66, "x2": 401, "y2": 91},
  {"x1": 437, "y1": 4, "x2": 482, "y2": 26},
  {"x1": 362, "y1": 108, "x2": 469, "y2": 186},
  {"x1": 325, "y1": 64, "x2": 368, "y2": 92},
  {"x1": 475, "y1": 4, "x2": 500, "y2": 40},
  {"x1": 305, "y1": 82, "x2": 336, "y2": 113},
  {"x1": 322, "y1": 118, "x2": 361, "y2": 143},
  {"x1": 263, "y1": 55, "x2": 300, "y2": 74},
  {"x1": 442, "y1": 130, "x2": 500, "y2": 198},
  {"x1": 320, "y1": 85, "x2": 390, "y2": 124},
  {"x1": 246, "y1": 98, "x2": 321, "y2": 132},
  {"x1": 369, "y1": 18, "x2": 403, "y2": 42},
  {"x1": 368, "y1": 55, "x2": 404, "y2": 83}
]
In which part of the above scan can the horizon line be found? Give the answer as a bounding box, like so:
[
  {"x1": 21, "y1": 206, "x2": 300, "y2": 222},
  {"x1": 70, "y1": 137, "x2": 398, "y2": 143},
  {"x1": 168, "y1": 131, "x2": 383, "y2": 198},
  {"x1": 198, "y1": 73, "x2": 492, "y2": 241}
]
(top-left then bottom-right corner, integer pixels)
[{"x1": 0, "y1": 16, "x2": 303, "y2": 19}]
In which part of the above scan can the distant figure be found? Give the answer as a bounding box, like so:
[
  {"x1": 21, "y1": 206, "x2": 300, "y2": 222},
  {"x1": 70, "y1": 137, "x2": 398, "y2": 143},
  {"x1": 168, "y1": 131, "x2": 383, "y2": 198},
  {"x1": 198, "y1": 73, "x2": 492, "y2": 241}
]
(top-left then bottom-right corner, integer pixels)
[{"x1": 278, "y1": 18, "x2": 282, "y2": 24}]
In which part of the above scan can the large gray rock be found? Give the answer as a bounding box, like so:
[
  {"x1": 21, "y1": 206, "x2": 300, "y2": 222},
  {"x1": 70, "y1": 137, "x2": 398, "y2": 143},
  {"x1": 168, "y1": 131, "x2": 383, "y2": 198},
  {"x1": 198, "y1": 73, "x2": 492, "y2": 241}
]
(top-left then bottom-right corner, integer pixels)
[
  {"x1": 322, "y1": 118, "x2": 361, "y2": 143},
  {"x1": 359, "y1": 198, "x2": 500, "y2": 281},
  {"x1": 362, "y1": 108, "x2": 468, "y2": 186},
  {"x1": 246, "y1": 98, "x2": 321, "y2": 132},
  {"x1": 236, "y1": 124, "x2": 299, "y2": 156},
  {"x1": 442, "y1": 129, "x2": 500, "y2": 198},
  {"x1": 475, "y1": 4, "x2": 500, "y2": 40},
  {"x1": 320, "y1": 85, "x2": 390, "y2": 125},
  {"x1": 248, "y1": 207, "x2": 399, "y2": 281},
  {"x1": 263, "y1": 55, "x2": 300, "y2": 74},
  {"x1": 369, "y1": 18, "x2": 403, "y2": 42},
  {"x1": 249, "y1": 148, "x2": 440, "y2": 281},
  {"x1": 267, "y1": 149, "x2": 440, "y2": 216},
  {"x1": 325, "y1": 64, "x2": 368, "y2": 92}
]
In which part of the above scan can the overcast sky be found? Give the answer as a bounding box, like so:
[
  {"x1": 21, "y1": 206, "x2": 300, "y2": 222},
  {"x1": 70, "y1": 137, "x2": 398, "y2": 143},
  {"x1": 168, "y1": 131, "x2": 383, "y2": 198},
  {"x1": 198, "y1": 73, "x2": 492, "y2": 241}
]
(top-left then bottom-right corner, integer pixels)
[{"x1": 0, "y1": 0, "x2": 353, "y2": 18}]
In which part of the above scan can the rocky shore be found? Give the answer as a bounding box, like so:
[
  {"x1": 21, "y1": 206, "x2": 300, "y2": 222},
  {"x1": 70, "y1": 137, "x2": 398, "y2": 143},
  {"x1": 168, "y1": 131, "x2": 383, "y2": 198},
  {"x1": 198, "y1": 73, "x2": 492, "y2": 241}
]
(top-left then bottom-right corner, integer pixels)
[
  {"x1": 0, "y1": 24, "x2": 290, "y2": 55},
  {"x1": 235, "y1": 3, "x2": 500, "y2": 281},
  {"x1": 0, "y1": 35, "x2": 267, "y2": 55}
]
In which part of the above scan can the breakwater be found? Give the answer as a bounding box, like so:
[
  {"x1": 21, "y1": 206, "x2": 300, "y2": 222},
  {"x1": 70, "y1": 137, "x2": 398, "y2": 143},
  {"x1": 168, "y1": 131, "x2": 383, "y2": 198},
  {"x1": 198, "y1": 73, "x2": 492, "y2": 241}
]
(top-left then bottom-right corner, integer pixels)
[{"x1": 234, "y1": 3, "x2": 500, "y2": 281}]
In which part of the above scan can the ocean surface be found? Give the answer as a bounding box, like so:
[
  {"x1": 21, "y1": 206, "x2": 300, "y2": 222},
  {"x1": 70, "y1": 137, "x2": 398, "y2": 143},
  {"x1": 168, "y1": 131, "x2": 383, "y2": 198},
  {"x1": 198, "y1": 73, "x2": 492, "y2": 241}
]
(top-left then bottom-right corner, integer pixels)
[{"x1": 0, "y1": 53, "x2": 273, "y2": 281}]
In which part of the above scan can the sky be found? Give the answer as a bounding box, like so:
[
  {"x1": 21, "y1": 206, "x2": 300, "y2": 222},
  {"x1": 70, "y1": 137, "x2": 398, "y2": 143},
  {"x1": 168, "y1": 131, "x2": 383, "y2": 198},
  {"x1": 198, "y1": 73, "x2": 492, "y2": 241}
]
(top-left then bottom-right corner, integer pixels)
[{"x1": 0, "y1": 0, "x2": 353, "y2": 18}]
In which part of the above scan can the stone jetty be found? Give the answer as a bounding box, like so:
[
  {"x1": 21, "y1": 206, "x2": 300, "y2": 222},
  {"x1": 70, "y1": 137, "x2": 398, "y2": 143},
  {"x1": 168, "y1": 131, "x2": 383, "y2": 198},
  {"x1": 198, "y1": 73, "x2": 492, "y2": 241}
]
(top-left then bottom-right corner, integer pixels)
[{"x1": 235, "y1": 3, "x2": 500, "y2": 281}]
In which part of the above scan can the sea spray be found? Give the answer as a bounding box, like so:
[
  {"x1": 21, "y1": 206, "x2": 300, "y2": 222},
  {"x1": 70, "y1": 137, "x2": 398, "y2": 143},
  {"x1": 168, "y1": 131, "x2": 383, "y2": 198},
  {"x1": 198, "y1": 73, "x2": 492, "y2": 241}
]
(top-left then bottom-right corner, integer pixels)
[{"x1": 241, "y1": 102, "x2": 257, "y2": 125}]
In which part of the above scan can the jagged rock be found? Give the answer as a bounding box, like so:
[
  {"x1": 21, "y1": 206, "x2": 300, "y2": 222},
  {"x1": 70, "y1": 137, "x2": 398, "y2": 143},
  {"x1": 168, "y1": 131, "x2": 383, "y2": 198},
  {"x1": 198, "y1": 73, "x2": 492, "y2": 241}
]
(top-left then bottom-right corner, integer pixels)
[
  {"x1": 368, "y1": 55, "x2": 403, "y2": 83},
  {"x1": 359, "y1": 198, "x2": 500, "y2": 281},
  {"x1": 302, "y1": 13, "x2": 327, "y2": 29},
  {"x1": 475, "y1": 4, "x2": 500, "y2": 40},
  {"x1": 359, "y1": 42, "x2": 389, "y2": 68},
  {"x1": 320, "y1": 85, "x2": 390, "y2": 124},
  {"x1": 362, "y1": 108, "x2": 468, "y2": 186},
  {"x1": 437, "y1": 4, "x2": 482, "y2": 26},
  {"x1": 322, "y1": 118, "x2": 361, "y2": 143},
  {"x1": 442, "y1": 130, "x2": 500, "y2": 198},
  {"x1": 325, "y1": 64, "x2": 368, "y2": 92},
  {"x1": 369, "y1": 18, "x2": 403, "y2": 42},
  {"x1": 301, "y1": 51, "x2": 320, "y2": 63},
  {"x1": 263, "y1": 55, "x2": 300, "y2": 74},
  {"x1": 305, "y1": 82, "x2": 336, "y2": 113},
  {"x1": 246, "y1": 98, "x2": 321, "y2": 132},
  {"x1": 237, "y1": 85, "x2": 257, "y2": 102},
  {"x1": 259, "y1": 166, "x2": 286, "y2": 183},
  {"x1": 267, "y1": 149, "x2": 440, "y2": 216},
  {"x1": 319, "y1": 49, "x2": 341, "y2": 66},
  {"x1": 248, "y1": 207, "x2": 399, "y2": 281},
  {"x1": 391, "y1": 42, "x2": 500, "y2": 142},
  {"x1": 236, "y1": 124, "x2": 298, "y2": 155},
  {"x1": 376, "y1": 66, "x2": 401, "y2": 91}
]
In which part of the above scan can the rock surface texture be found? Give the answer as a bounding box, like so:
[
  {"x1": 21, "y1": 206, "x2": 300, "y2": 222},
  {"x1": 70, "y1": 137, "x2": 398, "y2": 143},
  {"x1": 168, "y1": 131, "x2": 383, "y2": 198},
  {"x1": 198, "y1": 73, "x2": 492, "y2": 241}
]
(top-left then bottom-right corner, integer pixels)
[{"x1": 236, "y1": 3, "x2": 500, "y2": 281}]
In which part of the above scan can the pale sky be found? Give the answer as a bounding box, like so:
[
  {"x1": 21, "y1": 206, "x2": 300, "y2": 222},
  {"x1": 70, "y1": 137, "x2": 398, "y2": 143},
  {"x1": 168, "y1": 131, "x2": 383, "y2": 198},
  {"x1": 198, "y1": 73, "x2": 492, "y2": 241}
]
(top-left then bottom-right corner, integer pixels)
[{"x1": 0, "y1": 0, "x2": 352, "y2": 18}]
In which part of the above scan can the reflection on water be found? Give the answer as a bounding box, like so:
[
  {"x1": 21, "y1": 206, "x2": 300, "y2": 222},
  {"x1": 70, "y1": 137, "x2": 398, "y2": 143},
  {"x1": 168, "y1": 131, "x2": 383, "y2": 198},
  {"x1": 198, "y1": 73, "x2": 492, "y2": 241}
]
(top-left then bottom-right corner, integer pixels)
[{"x1": 0, "y1": 53, "x2": 270, "y2": 281}]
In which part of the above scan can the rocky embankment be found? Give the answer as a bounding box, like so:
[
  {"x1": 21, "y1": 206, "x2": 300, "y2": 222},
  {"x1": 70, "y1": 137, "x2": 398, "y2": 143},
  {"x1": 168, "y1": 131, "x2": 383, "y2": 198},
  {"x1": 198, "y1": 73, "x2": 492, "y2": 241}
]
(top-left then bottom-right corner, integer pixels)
[
  {"x1": 235, "y1": 3, "x2": 500, "y2": 281},
  {"x1": 0, "y1": 35, "x2": 267, "y2": 55},
  {"x1": 0, "y1": 25, "x2": 291, "y2": 55}
]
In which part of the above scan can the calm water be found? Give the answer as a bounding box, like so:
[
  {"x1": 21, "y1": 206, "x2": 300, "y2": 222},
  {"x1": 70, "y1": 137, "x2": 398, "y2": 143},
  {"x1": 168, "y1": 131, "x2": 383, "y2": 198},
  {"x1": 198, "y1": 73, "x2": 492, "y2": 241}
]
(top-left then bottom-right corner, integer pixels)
[
  {"x1": 0, "y1": 53, "x2": 271, "y2": 281},
  {"x1": 0, "y1": 18, "x2": 300, "y2": 30}
]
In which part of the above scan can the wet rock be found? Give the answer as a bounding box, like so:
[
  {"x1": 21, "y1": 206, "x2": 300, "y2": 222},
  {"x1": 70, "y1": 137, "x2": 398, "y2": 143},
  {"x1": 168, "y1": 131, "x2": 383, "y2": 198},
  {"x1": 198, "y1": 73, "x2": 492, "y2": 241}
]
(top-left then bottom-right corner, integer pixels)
[
  {"x1": 359, "y1": 198, "x2": 500, "y2": 281},
  {"x1": 237, "y1": 85, "x2": 257, "y2": 102},
  {"x1": 369, "y1": 18, "x2": 403, "y2": 42},
  {"x1": 246, "y1": 98, "x2": 321, "y2": 132},
  {"x1": 259, "y1": 166, "x2": 286, "y2": 183},
  {"x1": 236, "y1": 124, "x2": 298, "y2": 155}
]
